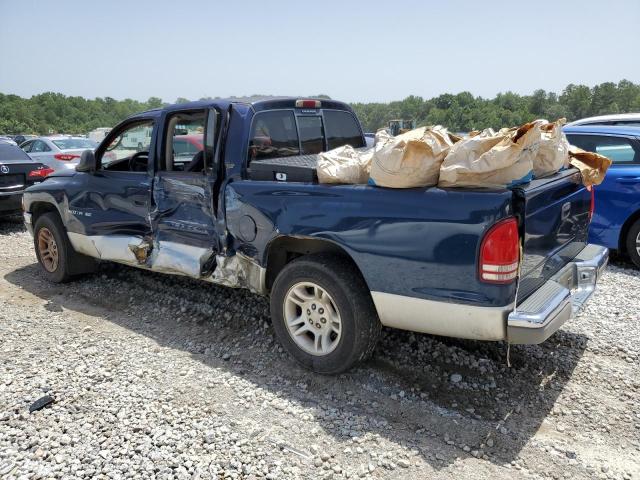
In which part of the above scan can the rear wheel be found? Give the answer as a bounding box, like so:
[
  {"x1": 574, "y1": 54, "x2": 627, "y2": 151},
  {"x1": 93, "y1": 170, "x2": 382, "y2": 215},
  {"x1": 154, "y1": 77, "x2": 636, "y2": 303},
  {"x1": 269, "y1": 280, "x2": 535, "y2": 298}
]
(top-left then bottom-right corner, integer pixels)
[
  {"x1": 270, "y1": 254, "x2": 381, "y2": 374},
  {"x1": 625, "y1": 219, "x2": 640, "y2": 268},
  {"x1": 33, "y1": 212, "x2": 96, "y2": 282}
]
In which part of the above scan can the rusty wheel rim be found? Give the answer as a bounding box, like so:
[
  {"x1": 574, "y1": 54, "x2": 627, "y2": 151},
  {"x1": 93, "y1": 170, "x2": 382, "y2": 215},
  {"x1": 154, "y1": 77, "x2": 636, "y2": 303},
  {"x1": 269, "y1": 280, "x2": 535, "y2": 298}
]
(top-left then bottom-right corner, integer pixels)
[{"x1": 37, "y1": 227, "x2": 59, "y2": 273}]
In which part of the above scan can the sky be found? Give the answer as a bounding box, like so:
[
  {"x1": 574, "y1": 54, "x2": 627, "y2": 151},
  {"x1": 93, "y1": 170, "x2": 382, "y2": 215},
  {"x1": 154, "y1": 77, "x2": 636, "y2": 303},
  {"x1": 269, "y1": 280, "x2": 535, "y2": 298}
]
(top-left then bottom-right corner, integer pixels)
[{"x1": 1, "y1": 0, "x2": 639, "y2": 104}]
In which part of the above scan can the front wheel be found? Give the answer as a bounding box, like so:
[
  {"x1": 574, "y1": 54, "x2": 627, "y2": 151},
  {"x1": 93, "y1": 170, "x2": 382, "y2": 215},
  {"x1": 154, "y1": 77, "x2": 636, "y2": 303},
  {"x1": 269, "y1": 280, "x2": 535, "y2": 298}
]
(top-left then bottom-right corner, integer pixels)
[
  {"x1": 625, "y1": 219, "x2": 640, "y2": 268},
  {"x1": 33, "y1": 212, "x2": 96, "y2": 283},
  {"x1": 270, "y1": 254, "x2": 381, "y2": 374}
]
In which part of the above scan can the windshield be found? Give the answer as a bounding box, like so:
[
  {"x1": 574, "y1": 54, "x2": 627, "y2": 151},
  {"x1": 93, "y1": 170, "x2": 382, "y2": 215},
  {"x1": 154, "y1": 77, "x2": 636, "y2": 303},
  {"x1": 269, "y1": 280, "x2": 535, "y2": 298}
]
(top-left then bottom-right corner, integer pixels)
[{"x1": 52, "y1": 138, "x2": 97, "y2": 150}]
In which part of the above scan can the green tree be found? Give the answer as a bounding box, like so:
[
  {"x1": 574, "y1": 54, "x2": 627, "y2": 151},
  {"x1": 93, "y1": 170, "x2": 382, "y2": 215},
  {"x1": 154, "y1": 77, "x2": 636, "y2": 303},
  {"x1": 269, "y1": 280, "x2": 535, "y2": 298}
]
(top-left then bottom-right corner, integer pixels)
[{"x1": 1, "y1": 80, "x2": 639, "y2": 135}]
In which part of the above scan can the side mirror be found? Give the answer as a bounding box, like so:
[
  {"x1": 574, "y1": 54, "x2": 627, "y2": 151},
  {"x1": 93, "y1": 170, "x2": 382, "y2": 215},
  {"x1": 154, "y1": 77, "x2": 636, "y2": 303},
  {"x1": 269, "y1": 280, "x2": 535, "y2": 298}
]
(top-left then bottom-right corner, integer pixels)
[{"x1": 76, "y1": 150, "x2": 96, "y2": 173}]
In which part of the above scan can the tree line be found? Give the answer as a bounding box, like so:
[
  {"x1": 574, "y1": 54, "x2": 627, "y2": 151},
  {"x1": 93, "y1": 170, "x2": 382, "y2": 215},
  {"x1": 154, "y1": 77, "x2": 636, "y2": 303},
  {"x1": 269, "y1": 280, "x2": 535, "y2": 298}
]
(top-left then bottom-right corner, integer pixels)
[
  {"x1": 1, "y1": 80, "x2": 639, "y2": 135},
  {"x1": 352, "y1": 80, "x2": 640, "y2": 132}
]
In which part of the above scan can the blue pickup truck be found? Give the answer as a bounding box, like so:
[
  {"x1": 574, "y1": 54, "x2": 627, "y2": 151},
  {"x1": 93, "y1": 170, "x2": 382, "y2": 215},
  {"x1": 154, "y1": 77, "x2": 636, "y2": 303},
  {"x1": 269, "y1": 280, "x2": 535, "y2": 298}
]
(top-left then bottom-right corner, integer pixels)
[{"x1": 22, "y1": 98, "x2": 608, "y2": 373}]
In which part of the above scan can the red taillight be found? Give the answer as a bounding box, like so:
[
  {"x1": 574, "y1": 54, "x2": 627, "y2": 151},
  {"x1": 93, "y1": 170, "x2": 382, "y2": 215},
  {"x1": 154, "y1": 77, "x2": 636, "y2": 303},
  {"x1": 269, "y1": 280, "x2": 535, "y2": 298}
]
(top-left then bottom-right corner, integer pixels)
[
  {"x1": 54, "y1": 153, "x2": 80, "y2": 161},
  {"x1": 479, "y1": 217, "x2": 520, "y2": 284},
  {"x1": 588, "y1": 185, "x2": 595, "y2": 222},
  {"x1": 295, "y1": 99, "x2": 321, "y2": 109},
  {"x1": 28, "y1": 167, "x2": 55, "y2": 178}
]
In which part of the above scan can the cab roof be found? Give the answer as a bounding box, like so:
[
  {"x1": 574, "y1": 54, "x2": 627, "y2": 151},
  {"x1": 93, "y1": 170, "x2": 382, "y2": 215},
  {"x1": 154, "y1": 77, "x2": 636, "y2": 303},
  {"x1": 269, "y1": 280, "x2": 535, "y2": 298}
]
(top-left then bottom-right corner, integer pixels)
[{"x1": 132, "y1": 97, "x2": 353, "y2": 119}]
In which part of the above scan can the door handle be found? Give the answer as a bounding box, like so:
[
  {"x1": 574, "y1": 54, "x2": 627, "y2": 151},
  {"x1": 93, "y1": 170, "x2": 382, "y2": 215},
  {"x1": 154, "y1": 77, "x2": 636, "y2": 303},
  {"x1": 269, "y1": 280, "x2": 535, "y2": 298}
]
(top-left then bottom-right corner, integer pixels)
[{"x1": 616, "y1": 177, "x2": 640, "y2": 184}]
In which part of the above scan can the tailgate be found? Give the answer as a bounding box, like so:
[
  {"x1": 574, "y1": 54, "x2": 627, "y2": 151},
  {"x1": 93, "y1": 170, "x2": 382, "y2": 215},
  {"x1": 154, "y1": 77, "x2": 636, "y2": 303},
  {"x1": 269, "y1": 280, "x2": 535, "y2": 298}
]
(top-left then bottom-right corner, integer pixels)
[{"x1": 511, "y1": 168, "x2": 591, "y2": 303}]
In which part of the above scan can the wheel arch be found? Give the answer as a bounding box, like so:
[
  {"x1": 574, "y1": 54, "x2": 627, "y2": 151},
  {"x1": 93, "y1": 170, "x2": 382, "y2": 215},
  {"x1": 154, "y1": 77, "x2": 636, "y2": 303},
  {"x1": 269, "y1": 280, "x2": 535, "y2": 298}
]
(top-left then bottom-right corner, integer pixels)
[
  {"x1": 264, "y1": 236, "x2": 369, "y2": 293},
  {"x1": 618, "y1": 208, "x2": 640, "y2": 254},
  {"x1": 30, "y1": 201, "x2": 62, "y2": 226}
]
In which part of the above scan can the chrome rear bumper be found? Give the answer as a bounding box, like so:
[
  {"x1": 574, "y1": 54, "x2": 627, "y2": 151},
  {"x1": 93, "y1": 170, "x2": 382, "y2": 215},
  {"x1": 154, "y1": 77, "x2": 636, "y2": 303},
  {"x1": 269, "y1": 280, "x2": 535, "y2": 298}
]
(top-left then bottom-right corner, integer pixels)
[{"x1": 507, "y1": 244, "x2": 608, "y2": 344}]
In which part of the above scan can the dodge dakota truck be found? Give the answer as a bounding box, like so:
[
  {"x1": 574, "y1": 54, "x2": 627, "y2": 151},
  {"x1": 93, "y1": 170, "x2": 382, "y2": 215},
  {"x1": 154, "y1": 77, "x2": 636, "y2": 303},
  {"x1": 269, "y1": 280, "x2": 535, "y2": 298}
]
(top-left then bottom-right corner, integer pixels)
[{"x1": 22, "y1": 98, "x2": 608, "y2": 374}]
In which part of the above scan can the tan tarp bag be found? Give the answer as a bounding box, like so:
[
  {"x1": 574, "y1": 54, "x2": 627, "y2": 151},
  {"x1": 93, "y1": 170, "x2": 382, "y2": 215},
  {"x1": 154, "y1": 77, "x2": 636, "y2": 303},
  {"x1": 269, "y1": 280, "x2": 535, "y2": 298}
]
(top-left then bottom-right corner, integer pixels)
[
  {"x1": 534, "y1": 118, "x2": 571, "y2": 178},
  {"x1": 568, "y1": 145, "x2": 612, "y2": 187},
  {"x1": 317, "y1": 145, "x2": 373, "y2": 184},
  {"x1": 369, "y1": 126, "x2": 455, "y2": 188},
  {"x1": 438, "y1": 122, "x2": 540, "y2": 188}
]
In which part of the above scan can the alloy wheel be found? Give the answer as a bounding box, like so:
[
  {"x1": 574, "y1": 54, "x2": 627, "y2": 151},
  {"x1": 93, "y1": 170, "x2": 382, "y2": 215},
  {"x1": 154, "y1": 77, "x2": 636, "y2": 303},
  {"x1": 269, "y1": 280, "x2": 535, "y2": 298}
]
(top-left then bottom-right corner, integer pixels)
[
  {"x1": 283, "y1": 282, "x2": 342, "y2": 356},
  {"x1": 37, "y1": 227, "x2": 59, "y2": 272}
]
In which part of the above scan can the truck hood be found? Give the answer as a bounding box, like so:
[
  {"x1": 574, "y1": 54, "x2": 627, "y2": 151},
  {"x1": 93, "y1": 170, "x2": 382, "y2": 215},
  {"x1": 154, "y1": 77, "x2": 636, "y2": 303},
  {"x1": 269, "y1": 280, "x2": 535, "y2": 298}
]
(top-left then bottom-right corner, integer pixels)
[{"x1": 48, "y1": 169, "x2": 78, "y2": 178}]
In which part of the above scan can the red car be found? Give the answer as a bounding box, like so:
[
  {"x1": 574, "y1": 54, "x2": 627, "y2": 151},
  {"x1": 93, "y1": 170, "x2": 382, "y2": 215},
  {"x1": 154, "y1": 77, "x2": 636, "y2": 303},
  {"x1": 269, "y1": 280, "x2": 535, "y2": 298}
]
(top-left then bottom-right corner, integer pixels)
[{"x1": 173, "y1": 134, "x2": 203, "y2": 158}]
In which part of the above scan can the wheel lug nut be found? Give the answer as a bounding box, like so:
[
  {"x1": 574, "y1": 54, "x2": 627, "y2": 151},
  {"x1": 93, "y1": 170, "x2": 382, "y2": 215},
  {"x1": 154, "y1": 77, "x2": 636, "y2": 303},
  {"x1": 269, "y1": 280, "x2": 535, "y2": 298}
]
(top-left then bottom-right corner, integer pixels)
[
  {"x1": 311, "y1": 304, "x2": 316, "y2": 310},
  {"x1": 308, "y1": 319, "x2": 313, "y2": 324},
  {"x1": 315, "y1": 323, "x2": 321, "y2": 329},
  {"x1": 307, "y1": 309, "x2": 311, "y2": 316},
  {"x1": 318, "y1": 308, "x2": 324, "y2": 314},
  {"x1": 320, "y1": 317, "x2": 326, "y2": 324}
]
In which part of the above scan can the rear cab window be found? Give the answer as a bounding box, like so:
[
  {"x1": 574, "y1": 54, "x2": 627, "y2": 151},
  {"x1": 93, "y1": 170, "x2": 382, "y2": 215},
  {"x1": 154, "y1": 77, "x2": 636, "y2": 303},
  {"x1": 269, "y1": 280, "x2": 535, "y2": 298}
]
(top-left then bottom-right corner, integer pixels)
[
  {"x1": 247, "y1": 106, "x2": 364, "y2": 164},
  {"x1": 248, "y1": 111, "x2": 299, "y2": 162},
  {"x1": 324, "y1": 110, "x2": 365, "y2": 150}
]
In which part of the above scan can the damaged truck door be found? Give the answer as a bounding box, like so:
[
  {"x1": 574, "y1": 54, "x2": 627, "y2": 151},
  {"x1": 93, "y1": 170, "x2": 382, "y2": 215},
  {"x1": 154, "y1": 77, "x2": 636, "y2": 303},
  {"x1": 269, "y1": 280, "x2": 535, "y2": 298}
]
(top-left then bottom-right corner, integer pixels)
[
  {"x1": 147, "y1": 108, "x2": 221, "y2": 277},
  {"x1": 65, "y1": 119, "x2": 155, "y2": 264}
]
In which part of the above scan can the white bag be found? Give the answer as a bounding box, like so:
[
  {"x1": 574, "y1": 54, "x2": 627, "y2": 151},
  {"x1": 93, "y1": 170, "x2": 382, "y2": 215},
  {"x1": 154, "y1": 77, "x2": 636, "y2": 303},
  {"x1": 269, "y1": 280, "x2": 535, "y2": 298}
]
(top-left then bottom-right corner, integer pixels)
[
  {"x1": 317, "y1": 145, "x2": 373, "y2": 184},
  {"x1": 438, "y1": 122, "x2": 540, "y2": 188},
  {"x1": 534, "y1": 118, "x2": 570, "y2": 178},
  {"x1": 369, "y1": 126, "x2": 455, "y2": 188}
]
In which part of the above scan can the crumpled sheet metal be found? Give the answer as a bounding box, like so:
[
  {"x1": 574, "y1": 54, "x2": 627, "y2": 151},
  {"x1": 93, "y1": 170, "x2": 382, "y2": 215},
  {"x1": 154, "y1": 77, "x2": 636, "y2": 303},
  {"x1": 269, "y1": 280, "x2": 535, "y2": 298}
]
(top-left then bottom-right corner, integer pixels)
[
  {"x1": 149, "y1": 241, "x2": 213, "y2": 278},
  {"x1": 210, "y1": 252, "x2": 265, "y2": 294}
]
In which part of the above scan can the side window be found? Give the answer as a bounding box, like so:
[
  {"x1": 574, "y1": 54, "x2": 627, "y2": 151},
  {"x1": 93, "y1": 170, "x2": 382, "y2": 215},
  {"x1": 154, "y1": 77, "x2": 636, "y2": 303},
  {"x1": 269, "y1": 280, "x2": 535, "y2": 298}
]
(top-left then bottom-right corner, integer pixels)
[
  {"x1": 162, "y1": 111, "x2": 206, "y2": 172},
  {"x1": 173, "y1": 139, "x2": 189, "y2": 155},
  {"x1": 100, "y1": 120, "x2": 154, "y2": 170},
  {"x1": 21, "y1": 141, "x2": 33, "y2": 153},
  {"x1": 323, "y1": 110, "x2": 365, "y2": 150},
  {"x1": 615, "y1": 121, "x2": 640, "y2": 127},
  {"x1": 248, "y1": 111, "x2": 299, "y2": 163},
  {"x1": 567, "y1": 134, "x2": 639, "y2": 164},
  {"x1": 31, "y1": 140, "x2": 50, "y2": 153}
]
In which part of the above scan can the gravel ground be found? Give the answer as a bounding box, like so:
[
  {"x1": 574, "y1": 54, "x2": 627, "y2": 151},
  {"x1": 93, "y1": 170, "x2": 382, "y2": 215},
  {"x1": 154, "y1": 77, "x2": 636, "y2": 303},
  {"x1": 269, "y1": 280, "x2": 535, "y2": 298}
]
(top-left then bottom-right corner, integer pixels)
[{"x1": 0, "y1": 218, "x2": 638, "y2": 480}]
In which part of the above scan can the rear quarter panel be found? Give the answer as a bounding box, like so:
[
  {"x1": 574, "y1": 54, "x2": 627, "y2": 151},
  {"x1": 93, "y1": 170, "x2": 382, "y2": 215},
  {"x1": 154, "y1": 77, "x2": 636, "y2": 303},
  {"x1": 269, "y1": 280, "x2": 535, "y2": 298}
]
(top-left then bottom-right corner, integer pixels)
[{"x1": 224, "y1": 181, "x2": 517, "y2": 307}]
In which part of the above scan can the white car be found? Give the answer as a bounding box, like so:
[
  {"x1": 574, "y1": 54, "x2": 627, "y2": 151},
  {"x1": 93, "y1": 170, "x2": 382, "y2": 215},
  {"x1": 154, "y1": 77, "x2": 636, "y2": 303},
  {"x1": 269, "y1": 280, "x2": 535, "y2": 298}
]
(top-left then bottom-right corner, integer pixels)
[
  {"x1": 0, "y1": 136, "x2": 18, "y2": 146},
  {"x1": 20, "y1": 137, "x2": 98, "y2": 172},
  {"x1": 566, "y1": 113, "x2": 640, "y2": 127}
]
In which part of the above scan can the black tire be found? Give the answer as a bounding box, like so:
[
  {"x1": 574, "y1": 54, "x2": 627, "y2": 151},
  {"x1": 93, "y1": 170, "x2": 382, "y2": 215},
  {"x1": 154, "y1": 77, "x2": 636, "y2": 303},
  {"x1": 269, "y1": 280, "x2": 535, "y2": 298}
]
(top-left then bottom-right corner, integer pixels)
[
  {"x1": 270, "y1": 254, "x2": 381, "y2": 374},
  {"x1": 33, "y1": 212, "x2": 97, "y2": 283},
  {"x1": 625, "y1": 219, "x2": 640, "y2": 268}
]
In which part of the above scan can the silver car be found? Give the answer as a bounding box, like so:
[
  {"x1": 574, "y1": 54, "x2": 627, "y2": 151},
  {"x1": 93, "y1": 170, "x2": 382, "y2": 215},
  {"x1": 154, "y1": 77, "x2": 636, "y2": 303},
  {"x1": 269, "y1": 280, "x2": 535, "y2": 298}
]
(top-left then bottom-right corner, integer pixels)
[
  {"x1": 20, "y1": 136, "x2": 98, "y2": 172},
  {"x1": 0, "y1": 136, "x2": 18, "y2": 146}
]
